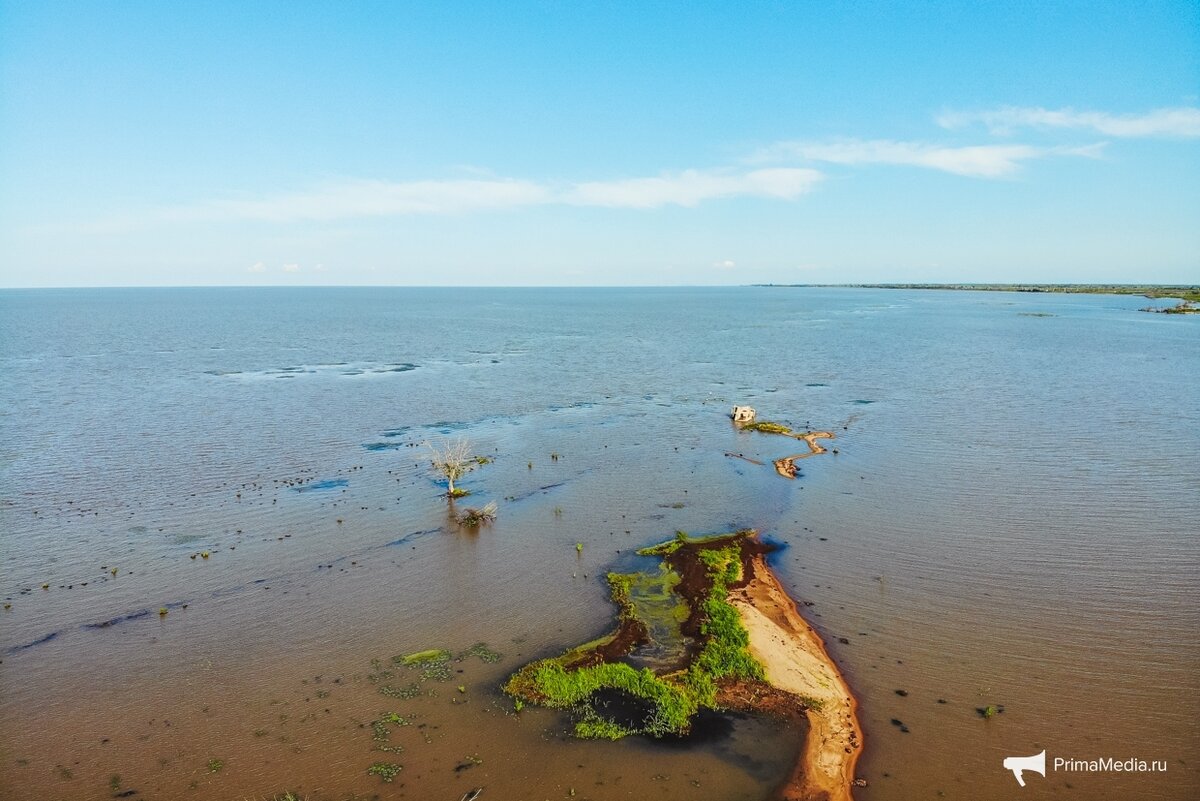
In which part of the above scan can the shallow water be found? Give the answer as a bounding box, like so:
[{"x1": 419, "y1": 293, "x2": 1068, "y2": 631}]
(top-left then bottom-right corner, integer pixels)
[{"x1": 1, "y1": 287, "x2": 1197, "y2": 800}]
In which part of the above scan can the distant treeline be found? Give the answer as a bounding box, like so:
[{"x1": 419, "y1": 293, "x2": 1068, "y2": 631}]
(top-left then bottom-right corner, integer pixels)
[{"x1": 756, "y1": 284, "x2": 1200, "y2": 303}]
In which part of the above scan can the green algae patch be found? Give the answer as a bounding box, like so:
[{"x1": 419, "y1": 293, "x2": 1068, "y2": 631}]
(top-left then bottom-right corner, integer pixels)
[
  {"x1": 396, "y1": 648, "x2": 451, "y2": 665},
  {"x1": 504, "y1": 530, "x2": 764, "y2": 739},
  {"x1": 367, "y1": 761, "x2": 402, "y2": 782},
  {"x1": 741, "y1": 420, "x2": 794, "y2": 435}
]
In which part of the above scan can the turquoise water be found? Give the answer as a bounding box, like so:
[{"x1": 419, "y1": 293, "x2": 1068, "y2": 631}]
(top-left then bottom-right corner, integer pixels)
[{"x1": 1, "y1": 287, "x2": 1197, "y2": 800}]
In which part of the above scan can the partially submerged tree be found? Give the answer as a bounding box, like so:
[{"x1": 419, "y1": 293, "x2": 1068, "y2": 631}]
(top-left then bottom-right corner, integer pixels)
[{"x1": 427, "y1": 438, "x2": 483, "y2": 498}]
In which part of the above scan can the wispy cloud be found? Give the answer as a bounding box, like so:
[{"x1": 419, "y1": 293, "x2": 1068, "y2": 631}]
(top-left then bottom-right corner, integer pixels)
[
  {"x1": 89, "y1": 168, "x2": 822, "y2": 231},
  {"x1": 567, "y1": 168, "x2": 821, "y2": 208},
  {"x1": 937, "y1": 106, "x2": 1200, "y2": 138},
  {"x1": 164, "y1": 178, "x2": 552, "y2": 223},
  {"x1": 749, "y1": 139, "x2": 1102, "y2": 178}
]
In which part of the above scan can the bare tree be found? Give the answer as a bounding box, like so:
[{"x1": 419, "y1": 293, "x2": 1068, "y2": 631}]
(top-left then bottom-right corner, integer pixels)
[{"x1": 427, "y1": 438, "x2": 481, "y2": 497}]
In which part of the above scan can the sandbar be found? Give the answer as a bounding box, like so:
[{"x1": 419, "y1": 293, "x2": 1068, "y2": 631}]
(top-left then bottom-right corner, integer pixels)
[{"x1": 728, "y1": 550, "x2": 861, "y2": 800}]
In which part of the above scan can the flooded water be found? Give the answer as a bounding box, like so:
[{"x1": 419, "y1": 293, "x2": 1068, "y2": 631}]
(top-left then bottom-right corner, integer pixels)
[{"x1": 1, "y1": 286, "x2": 1197, "y2": 800}]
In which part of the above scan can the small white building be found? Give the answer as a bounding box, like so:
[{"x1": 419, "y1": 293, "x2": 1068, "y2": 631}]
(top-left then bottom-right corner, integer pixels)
[{"x1": 731, "y1": 406, "x2": 756, "y2": 422}]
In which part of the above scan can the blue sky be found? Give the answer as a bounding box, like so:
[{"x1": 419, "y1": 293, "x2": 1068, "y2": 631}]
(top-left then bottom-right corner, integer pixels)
[{"x1": 1, "y1": 1, "x2": 1197, "y2": 287}]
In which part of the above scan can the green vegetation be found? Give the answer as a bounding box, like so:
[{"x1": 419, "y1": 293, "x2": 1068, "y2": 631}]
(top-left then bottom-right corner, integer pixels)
[
  {"x1": 458, "y1": 642, "x2": 503, "y2": 663},
  {"x1": 394, "y1": 649, "x2": 454, "y2": 681},
  {"x1": 505, "y1": 533, "x2": 763, "y2": 740},
  {"x1": 396, "y1": 648, "x2": 451, "y2": 665},
  {"x1": 637, "y1": 530, "x2": 755, "y2": 557},
  {"x1": 207, "y1": 758, "x2": 224, "y2": 773},
  {"x1": 372, "y1": 712, "x2": 410, "y2": 752},
  {"x1": 380, "y1": 642, "x2": 501, "y2": 692},
  {"x1": 367, "y1": 762, "x2": 402, "y2": 782},
  {"x1": 741, "y1": 420, "x2": 794, "y2": 435},
  {"x1": 687, "y1": 546, "x2": 763, "y2": 705},
  {"x1": 507, "y1": 660, "x2": 696, "y2": 738},
  {"x1": 573, "y1": 710, "x2": 631, "y2": 740},
  {"x1": 606, "y1": 564, "x2": 687, "y2": 634}
]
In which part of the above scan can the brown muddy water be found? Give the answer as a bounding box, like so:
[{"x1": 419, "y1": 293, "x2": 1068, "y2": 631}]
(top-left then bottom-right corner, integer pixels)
[{"x1": 1, "y1": 287, "x2": 1197, "y2": 800}]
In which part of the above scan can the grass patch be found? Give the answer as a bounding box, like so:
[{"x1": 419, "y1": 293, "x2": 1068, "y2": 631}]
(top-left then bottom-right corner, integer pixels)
[
  {"x1": 742, "y1": 420, "x2": 793, "y2": 435},
  {"x1": 637, "y1": 530, "x2": 692, "y2": 556},
  {"x1": 506, "y1": 660, "x2": 696, "y2": 737},
  {"x1": 505, "y1": 534, "x2": 762, "y2": 740}
]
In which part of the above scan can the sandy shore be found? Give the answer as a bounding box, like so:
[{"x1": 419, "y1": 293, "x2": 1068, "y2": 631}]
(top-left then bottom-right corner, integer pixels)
[{"x1": 729, "y1": 552, "x2": 862, "y2": 801}]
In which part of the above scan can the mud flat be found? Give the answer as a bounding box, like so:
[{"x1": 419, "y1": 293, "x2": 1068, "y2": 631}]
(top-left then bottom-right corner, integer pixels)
[{"x1": 504, "y1": 530, "x2": 862, "y2": 801}]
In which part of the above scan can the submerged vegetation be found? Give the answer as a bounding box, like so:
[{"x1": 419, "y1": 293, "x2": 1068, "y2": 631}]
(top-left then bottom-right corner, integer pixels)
[
  {"x1": 456, "y1": 500, "x2": 498, "y2": 527},
  {"x1": 504, "y1": 531, "x2": 764, "y2": 739},
  {"x1": 366, "y1": 762, "x2": 401, "y2": 782}
]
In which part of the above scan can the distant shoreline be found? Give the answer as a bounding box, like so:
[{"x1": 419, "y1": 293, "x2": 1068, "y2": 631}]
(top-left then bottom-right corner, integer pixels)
[{"x1": 754, "y1": 283, "x2": 1200, "y2": 304}]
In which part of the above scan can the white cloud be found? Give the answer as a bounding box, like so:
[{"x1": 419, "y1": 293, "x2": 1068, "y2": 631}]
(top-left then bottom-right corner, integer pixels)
[
  {"x1": 165, "y1": 178, "x2": 552, "y2": 224},
  {"x1": 95, "y1": 168, "x2": 823, "y2": 231},
  {"x1": 749, "y1": 139, "x2": 1102, "y2": 178},
  {"x1": 714, "y1": 259, "x2": 737, "y2": 269},
  {"x1": 247, "y1": 261, "x2": 266, "y2": 273},
  {"x1": 567, "y1": 168, "x2": 821, "y2": 208},
  {"x1": 282, "y1": 263, "x2": 301, "y2": 273},
  {"x1": 936, "y1": 106, "x2": 1200, "y2": 138}
]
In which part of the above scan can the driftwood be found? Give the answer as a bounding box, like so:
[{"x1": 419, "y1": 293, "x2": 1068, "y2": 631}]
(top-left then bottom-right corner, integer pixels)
[{"x1": 724, "y1": 451, "x2": 765, "y2": 465}]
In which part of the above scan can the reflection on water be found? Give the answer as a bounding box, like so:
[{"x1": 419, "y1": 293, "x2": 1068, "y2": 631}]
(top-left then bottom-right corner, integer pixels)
[{"x1": 1, "y1": 287, "x2": 1197, "y2": 800}]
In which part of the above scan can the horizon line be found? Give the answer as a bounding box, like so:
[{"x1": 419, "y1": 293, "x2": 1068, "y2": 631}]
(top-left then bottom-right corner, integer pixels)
[{"x1": 2, "y1": 282, "x2": 1198, "y2": 292}]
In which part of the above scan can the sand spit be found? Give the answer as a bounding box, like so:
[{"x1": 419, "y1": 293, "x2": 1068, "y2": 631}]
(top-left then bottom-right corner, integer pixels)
[
  {"x1": 773, "y1": 431, "x2": 835, "y2": 479},
  {"x1": 729, "y1": 551, "x2": 861, "y2": 801}
]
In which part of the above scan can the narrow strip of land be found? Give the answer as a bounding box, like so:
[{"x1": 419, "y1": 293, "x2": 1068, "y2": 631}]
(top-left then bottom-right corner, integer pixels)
[
  {"x1": 773, "y1": 432, "x2": 835, "y2": 478},
  {"x1": 729, "y1": 551, "x2": 861, "y2": 801}
]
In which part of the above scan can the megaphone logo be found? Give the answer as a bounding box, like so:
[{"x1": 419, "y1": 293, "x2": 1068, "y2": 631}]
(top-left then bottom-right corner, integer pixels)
[{"x1": 1003, "y1": 750, "x2": 1046, "y2": 787}]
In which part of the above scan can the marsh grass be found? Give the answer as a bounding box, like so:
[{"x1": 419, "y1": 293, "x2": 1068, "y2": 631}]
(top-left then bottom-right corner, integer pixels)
[
  {"x1": 741, "y1": 420, "x2": 793, "y2": 435},
  {"x1": 505, "y1": 535, "x2": 763, "y2": 739}
]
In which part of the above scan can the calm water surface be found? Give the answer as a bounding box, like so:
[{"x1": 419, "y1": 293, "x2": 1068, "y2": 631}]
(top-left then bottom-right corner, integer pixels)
[{"x1": 1, "y1": 287, "x2": 1197, "y2": 800}]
